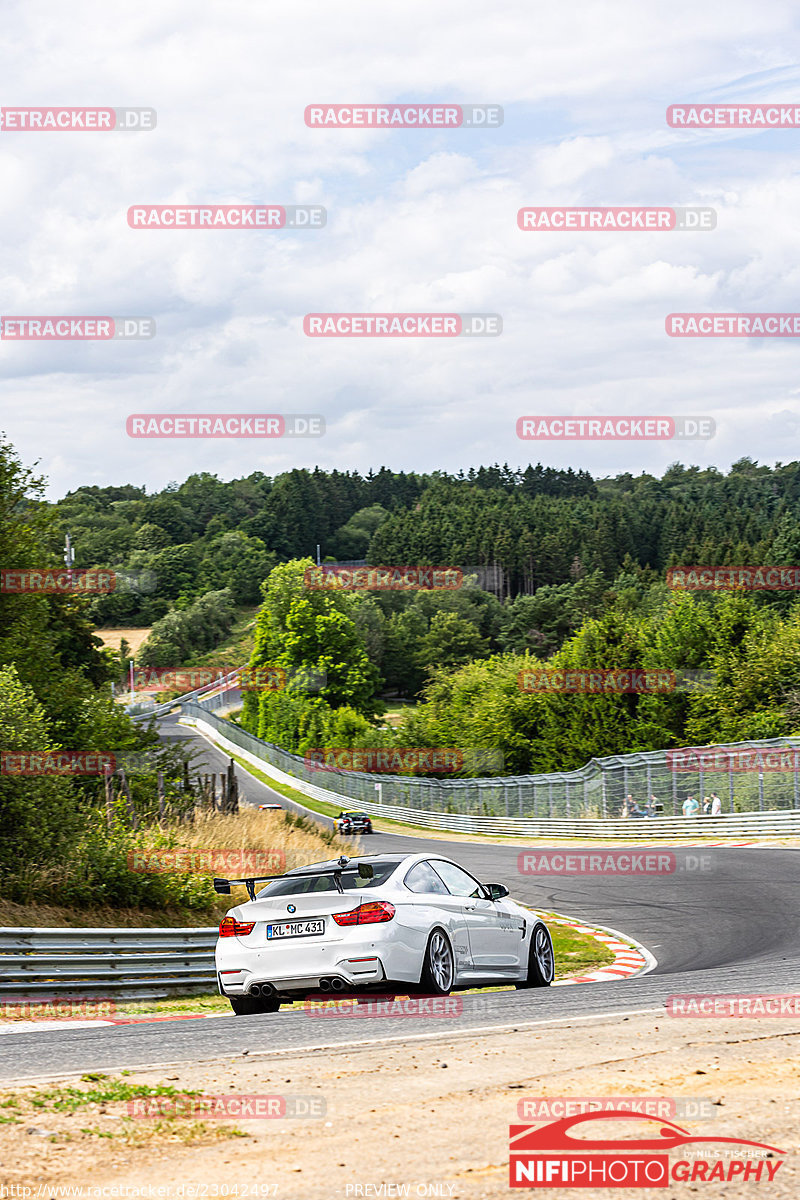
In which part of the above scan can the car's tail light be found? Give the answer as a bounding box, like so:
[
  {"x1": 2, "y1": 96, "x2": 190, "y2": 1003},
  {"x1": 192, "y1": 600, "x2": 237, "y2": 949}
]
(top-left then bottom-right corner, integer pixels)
[
  {"x1": 332, "y1": 901, "x2": 395, "y2": 926},
  {"x1": 219, "y1": 916, "x2": 256, "y2": 937}
]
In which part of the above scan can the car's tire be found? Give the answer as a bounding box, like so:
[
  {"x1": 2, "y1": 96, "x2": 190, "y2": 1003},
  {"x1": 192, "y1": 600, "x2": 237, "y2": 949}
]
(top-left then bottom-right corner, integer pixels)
[
  {"x1": 228, "y1": 993, "x2": 282, "y2": 1015},
  {"x1": 515, "y1": 922, "x2": 555, "y2": 988},
  {"x1": 417, "y1": 928, "x2": 455, "y2": 995}
]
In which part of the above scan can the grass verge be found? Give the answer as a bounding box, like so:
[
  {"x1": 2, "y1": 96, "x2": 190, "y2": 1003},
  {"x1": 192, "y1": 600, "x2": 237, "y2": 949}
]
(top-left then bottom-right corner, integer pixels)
[{"x1": 0, "y1": 1074, "x2": 246, "y2": 1146}]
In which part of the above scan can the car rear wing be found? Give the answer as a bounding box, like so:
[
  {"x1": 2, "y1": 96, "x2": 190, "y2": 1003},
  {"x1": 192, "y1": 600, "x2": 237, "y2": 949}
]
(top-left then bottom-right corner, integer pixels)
[
  {"x1": 213, "y1": 874, "x2": 283, "y2": 901},
  {"x1": 214, "y1": 857, "x2": 374, "y2": 901}
]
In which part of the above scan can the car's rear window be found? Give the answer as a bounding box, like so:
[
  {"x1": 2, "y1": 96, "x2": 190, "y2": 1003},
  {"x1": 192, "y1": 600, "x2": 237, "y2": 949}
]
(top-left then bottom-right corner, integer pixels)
[{"x1": 256, "y1": 861, "x2": 399, "y2": 898}]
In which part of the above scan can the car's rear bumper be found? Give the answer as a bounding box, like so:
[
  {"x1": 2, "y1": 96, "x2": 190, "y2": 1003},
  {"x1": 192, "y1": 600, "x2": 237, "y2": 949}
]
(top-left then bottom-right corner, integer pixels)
[
  {"x1": 218, "y1": 954, "x2": 388, "y2": 997},
  {"x1": 216, "y1": 925, "x2": 421, "y2": 995}
]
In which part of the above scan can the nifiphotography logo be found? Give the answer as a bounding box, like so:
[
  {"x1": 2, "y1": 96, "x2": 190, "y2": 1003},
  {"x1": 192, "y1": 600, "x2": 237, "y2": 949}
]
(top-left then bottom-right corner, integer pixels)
[{"x1": 509, "y1": 1111, "x2": 785, "y2": 1187}]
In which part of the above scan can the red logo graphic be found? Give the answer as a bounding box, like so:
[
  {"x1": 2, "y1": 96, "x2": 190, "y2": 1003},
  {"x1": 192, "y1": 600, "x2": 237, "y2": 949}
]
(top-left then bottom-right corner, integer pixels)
[{"x1": 509, "y1": 1111, "x2": 785, "y2": 1187}]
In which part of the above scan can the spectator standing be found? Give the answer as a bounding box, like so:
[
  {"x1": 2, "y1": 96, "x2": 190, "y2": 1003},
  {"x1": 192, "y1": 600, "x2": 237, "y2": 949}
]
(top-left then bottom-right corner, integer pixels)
[{"x1": 682, "y1": 794, "x2": 700, "y2": 817}]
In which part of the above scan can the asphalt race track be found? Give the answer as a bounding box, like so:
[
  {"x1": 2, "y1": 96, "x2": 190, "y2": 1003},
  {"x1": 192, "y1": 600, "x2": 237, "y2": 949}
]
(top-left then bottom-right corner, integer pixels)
[{"x1": 1, "y1": 713, "x2": 798, "y2": 1082}]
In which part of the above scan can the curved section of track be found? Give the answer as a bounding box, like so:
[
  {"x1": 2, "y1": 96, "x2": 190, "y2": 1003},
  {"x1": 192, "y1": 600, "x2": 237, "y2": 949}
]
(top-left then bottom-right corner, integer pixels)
[{"x1": 2, "y1": 714, "x2": 797, "y2": 1081}]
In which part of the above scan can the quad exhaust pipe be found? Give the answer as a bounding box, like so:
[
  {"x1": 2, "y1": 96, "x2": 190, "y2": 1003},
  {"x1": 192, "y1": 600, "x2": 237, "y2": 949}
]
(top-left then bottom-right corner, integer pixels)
[
  {"x1": 249, "y1": 982, "x2": 275, "y2": 997},
  {"x1": 318, "y1": 977, "x2": 347, "y2": 992}
]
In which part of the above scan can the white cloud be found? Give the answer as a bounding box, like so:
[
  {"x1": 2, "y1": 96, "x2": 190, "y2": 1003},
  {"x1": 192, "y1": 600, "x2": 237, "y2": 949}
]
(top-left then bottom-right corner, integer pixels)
[{"x1": 1, "y1": 0, "x2": 800, "y2": 495}]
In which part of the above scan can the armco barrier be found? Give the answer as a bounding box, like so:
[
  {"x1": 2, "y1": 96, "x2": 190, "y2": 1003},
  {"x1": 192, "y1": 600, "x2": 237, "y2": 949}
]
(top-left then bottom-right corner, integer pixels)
[
  {"x1": 0, "y1": 927, "x2": 217, "y2": 998},
  {"x1": 181, "y1": 708, "x2": 800, "y2": 839},
  {"x1": 130, "y1": 668, "x2": 243, "y2": 721}
]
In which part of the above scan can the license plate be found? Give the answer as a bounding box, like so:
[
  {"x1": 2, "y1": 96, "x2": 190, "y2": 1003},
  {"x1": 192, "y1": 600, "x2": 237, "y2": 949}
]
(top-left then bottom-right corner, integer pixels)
[{"x1": 266, "y1": 919, "x2": 325, "y2": 940}]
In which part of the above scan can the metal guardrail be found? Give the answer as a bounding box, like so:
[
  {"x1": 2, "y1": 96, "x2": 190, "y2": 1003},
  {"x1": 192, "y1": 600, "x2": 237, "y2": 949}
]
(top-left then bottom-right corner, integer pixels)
[
  {"x1": 0, "y1": 927, "x2": 217, "y2": 999},
  {"x1": 183, "y1": 711, "x2": 800, "y2": 839},
  {"x1": 180, "y1": 702, "x2": 800, "y2": 822},
  {"x1": 130, "y1": 668, "x2": 244, "y2": 721}
]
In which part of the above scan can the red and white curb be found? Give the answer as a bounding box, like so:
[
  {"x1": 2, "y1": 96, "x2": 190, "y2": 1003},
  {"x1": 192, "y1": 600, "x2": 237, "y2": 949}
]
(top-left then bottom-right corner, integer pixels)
[
  {"x1": 531, "y1": 908, "x2": 657, "y2": 986},
  {"x1": 0, "y1": 1012, "x2": 218, "y2": 1032}
]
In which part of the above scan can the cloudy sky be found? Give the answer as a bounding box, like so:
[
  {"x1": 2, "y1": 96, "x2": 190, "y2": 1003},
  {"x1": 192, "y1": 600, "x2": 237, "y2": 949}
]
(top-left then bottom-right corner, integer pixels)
[{"x1": 3, "y1": 0, "x2": 800, "y2": 498}]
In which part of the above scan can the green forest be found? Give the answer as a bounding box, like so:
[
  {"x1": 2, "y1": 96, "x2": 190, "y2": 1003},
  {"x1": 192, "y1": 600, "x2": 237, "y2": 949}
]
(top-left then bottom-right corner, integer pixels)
[{"x1": 5, "y1": 428, "x2": 800, "y2": 910}]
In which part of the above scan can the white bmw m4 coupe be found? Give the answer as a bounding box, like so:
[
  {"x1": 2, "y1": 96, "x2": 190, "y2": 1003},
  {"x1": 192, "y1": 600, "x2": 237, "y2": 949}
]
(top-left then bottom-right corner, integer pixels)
[{"x1": 214, "y1": 852, "x2": 555, "y2": 1014}]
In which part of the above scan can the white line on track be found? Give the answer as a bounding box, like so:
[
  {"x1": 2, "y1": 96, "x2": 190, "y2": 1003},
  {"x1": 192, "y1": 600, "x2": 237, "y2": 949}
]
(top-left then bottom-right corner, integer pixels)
[{"x1": 7, "y1": 1006, "x2": 665, "y2": 1085}]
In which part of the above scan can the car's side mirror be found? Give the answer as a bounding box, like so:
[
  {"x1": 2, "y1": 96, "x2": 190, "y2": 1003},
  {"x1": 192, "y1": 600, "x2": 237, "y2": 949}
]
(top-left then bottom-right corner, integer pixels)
[{"x1": 486, "y1": 883, "x2": 509, "y2": 901}]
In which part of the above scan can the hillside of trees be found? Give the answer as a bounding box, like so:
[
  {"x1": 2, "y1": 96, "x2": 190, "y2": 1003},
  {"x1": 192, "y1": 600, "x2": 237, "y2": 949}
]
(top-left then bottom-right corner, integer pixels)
[
  {"x1": 50, "y1": 459, "x2": 800, "y2": 630},
  {"x1": 12, "y1": 441, "x2": 800, "y2": 782},
  {"x1": 239, "y1": 555, "x2": 800, "y2": 775},
  {"x1": 0, "y1": 437, "x2": 227, "y2": 911}
]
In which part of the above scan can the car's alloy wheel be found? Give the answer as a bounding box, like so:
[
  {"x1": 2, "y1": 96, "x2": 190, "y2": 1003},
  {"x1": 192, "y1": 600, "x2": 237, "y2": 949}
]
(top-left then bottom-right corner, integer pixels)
[
  {"x1": 515, "y1": 923, "x2": 555, "y2": 988},
  {"x1": 420, "y1": 929, "x2": 455, "y2": 994}
]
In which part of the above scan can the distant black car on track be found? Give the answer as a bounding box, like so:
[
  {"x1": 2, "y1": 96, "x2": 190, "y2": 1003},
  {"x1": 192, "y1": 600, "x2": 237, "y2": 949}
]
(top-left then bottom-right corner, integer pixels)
[{"x1": 336, "y1": 811, "x2": 373, "y2": 834}]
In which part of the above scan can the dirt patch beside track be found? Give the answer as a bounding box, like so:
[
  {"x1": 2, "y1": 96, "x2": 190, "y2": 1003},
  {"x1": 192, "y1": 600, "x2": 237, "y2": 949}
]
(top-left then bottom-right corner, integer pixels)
[{"x1": 1, "y1": 1009, "x2": 797, "y2": 1198}]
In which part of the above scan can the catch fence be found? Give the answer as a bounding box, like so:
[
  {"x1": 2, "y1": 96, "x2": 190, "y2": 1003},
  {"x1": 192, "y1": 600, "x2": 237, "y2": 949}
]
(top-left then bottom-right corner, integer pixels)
[{"x1": 181, "y1": 702, "x2": 800, "y2": 820}]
